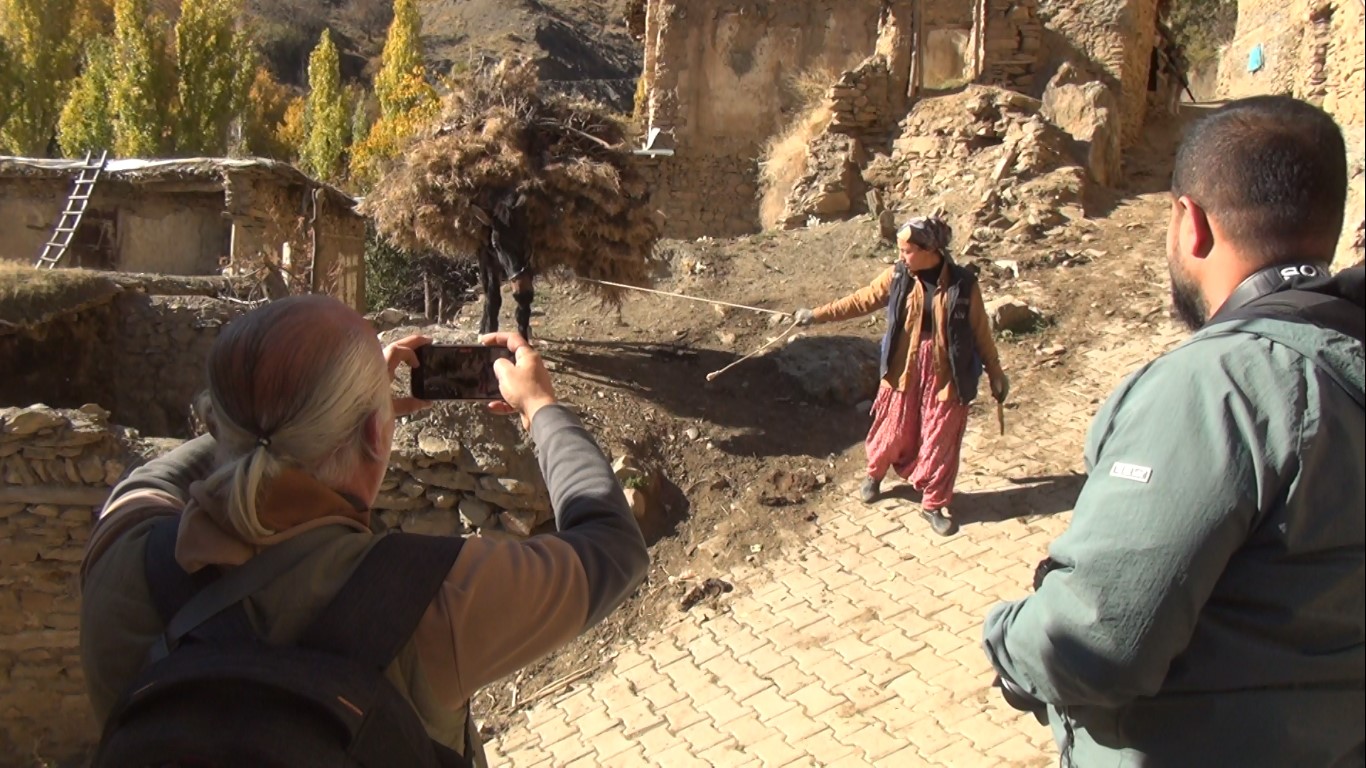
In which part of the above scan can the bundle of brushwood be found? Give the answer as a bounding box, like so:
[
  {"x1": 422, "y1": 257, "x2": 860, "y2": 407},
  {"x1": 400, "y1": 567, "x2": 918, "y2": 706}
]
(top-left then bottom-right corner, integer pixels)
[{"x1": 361, "y1": 60, "x2": 661, "y2": 302}]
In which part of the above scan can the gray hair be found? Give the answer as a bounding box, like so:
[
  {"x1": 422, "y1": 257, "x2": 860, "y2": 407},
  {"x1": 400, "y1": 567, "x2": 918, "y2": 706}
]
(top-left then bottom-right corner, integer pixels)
[{"x1": 195, "y1": 296, "x2": 390, "y2": 540}]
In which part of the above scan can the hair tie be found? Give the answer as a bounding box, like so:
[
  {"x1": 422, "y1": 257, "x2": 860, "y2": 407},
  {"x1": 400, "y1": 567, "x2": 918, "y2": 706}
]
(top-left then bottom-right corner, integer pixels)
[{"x1": 256, "y1": 436, "x2": 272, "y2": 449}]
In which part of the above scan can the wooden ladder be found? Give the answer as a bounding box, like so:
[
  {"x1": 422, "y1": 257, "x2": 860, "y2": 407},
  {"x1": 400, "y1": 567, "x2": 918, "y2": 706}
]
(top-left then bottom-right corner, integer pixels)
[{"x1": 34, "y1": 150, "x2": 110, "y2": 270}]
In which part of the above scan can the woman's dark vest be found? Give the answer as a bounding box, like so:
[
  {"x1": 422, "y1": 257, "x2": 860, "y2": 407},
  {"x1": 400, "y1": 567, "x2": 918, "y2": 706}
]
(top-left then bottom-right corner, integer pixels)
[{"x1": 881, "y1": 260, "x2": 985, "y2": 404}]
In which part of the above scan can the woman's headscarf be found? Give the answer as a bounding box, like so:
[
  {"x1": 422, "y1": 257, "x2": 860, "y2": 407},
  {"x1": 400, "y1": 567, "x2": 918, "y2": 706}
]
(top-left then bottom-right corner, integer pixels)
[{"x1": 896, "y1": 216, "x2": 953, "y2": 253}]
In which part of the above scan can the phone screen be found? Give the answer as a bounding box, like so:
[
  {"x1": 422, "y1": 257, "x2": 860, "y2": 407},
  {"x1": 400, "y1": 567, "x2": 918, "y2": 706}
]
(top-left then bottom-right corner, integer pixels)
[{"x1": 412, "y1": 345, "x2": 514, "y2": 401}]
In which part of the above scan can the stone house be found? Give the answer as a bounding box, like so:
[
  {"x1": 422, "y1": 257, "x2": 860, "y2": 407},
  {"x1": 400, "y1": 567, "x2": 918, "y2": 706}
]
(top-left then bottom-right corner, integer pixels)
[{"x1": 0, "y1": 156, "x2": 366, "y2": 310}]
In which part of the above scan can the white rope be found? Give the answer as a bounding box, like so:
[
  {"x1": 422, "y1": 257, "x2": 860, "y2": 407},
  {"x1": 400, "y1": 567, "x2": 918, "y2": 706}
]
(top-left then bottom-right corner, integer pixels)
[
  {"x1": 576, "y1": 277, "x2": 789, "y2": 316},
  {"x1": 706, "y1": 320, "x2": 802, "y2": 382}
]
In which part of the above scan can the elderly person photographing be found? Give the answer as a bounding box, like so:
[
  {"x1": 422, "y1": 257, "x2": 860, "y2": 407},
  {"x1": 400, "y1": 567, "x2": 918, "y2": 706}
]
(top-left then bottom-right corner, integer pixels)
[
  {"x1": 795, "y1": 216, "x2": 1008, "y2": 536},
  {"x1": 79, "y1": 295, "x2": 648, "y2": 767}
]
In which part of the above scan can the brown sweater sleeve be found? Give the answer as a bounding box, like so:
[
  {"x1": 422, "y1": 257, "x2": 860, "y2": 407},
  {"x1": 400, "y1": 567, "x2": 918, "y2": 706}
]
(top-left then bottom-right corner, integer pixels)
[
  {"x1": 812, "y1": 267, "x2": 895, "y2": 323},
  {"x1": 969, "y1": 283, "x2": 1005, "y2": 385}
]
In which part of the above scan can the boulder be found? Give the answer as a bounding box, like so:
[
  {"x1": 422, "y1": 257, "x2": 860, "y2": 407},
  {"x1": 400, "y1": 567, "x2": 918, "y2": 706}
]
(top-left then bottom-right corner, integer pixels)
[
  {"x1": 775, "y1": 336, "x2": 880, "y2": 405},
  {"x1": 1041, "y1": 66, "x2": 1122, "y2": 187},
  {"x1": 987, "y1": 295, "x2": 1045, "y2": 333}
]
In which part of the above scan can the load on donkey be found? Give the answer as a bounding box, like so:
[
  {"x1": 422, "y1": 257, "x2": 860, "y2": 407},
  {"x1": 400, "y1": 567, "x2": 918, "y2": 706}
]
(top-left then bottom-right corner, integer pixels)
[{"x1": 361, "y1": 61, "x2": 662, "y2": 339}]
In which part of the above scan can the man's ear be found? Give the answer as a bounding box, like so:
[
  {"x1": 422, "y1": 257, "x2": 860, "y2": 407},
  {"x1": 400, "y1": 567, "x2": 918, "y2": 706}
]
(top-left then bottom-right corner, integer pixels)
[{"x1": 1177, "y1": 195, "x2": 1215, "y2": 260}]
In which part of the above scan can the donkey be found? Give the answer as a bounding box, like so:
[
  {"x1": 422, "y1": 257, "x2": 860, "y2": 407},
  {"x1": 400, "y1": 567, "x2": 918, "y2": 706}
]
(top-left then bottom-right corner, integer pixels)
[{"x1": 477, "y1": 191, "x2": 535, "y2": 340}]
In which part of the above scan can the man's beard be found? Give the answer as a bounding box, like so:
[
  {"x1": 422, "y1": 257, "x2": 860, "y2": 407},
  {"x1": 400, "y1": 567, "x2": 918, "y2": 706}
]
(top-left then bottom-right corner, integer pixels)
[{"x1": 1168, "y1": 261, "x2": 1208, "y2": 332}]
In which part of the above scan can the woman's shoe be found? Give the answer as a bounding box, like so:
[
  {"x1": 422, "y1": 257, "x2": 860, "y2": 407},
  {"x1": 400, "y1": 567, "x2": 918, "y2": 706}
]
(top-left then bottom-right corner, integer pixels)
[
  {"x1": 860, "y1": 477, "x2": 882, "y2": 504},
  {"x1": 920, "y1": 507, "x2": 959, "y2": 537}
]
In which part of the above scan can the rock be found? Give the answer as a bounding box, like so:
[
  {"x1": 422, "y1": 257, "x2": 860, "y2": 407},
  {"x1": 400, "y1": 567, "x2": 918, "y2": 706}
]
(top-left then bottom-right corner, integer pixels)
[
  {"x1": 459, "y1": 497, "x2": 495, "y2": 528},
  {"x1": 1041, "y1": 68, "x2": 1122, "y2": 187},
  {"x1": 418, "y1": 432, "x2": 458, "y2": 460},
  {"x1": 716, "y1": 331, "x2": 737, "y2": 347},
  {"x1": 479, "y1": 476, "x2": 535, "y2": 497},
  {"x1": 987, "y1": 295, "x2": 1045, "y2": 333},
  {"x1": 3, "y1": 407, "x2": 65, "y2": 437},
  {"x1": 409, "y1": 466, "x2": 478, "y2": 492},
  {"x1": 400, "y1": 480, "x2": 426, "y2": 498},
  {"x1": 623, "y1": 488, "x2": 649, "y2": 521},
  {"x1": 499, "y1": 509, "x2": 538, "y2": 538},
  {"x1": 427, "y1": 490, "x2": 458, "y2": 510},
  {"x1": 684, "y1": 427, "x2": 701, "y2": 441},
  {"x1": 774, "y1": 336, "x2": 880, "y2": 406},
  {"x1": 399, "y1": 509, "x2": 462, "y2": 537}
]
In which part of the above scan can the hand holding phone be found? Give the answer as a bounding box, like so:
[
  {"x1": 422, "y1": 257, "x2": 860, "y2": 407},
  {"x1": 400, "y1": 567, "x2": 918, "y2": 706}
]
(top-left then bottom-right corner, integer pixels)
[
  {"x1": 411, "y1": 345, "x2": 515, "y2": 401},
  {"x1": 479, "y1": 333, "x2": 558, "y2": 429}
]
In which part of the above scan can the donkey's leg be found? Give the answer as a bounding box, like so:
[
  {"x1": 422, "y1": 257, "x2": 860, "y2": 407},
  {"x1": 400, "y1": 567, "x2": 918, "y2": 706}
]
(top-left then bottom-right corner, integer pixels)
[
  {"x1": 512, "y1": 274, "x2": 534, "y2": 340},
  {"x1": 479, "y1": 254, "x2": 503, "y2": 335}
]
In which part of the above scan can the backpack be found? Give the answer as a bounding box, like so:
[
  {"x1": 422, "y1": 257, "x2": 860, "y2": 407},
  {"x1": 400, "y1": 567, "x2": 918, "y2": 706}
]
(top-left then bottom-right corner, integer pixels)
[{"x1": 91, "y1": 518, "x2": 472, "y2": 768}]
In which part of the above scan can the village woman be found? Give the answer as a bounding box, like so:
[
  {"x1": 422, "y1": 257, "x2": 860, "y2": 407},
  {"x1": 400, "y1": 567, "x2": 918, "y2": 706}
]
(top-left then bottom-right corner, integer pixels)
[{"x1": 794, "y1": 217, "x2": 1008, "y2": 536}]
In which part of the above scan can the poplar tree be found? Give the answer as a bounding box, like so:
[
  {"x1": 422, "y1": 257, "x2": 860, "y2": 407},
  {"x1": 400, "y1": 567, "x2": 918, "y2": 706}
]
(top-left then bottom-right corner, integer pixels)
[
  {"x1": 58, "y1": 38, "x2": 117, "y2": 157},
  {"x1": 0, "y1": 0, "x2": 83, "y2": 155},
  {"x1": 175, "y1": 0, "x2": 248, "y2": 155},
  {"x1": 349, "y1": 0, "x2": 437, "y2": 190},
  {"x1": 374, "y1": 0, "x2": 423, "y2": 119},
  {"x1": 301, "y1": 29, "x2": 347, "y2": 181},
  {"x1": 111, "y1": 0, "x2": 171, "y2": 157}
]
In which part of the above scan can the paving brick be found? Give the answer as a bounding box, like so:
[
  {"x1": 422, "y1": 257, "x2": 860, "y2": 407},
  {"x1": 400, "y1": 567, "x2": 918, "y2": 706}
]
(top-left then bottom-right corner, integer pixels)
[
  {"x1": 749, "y1": 732, "x2": 808, "y2": 767},
  {"x1": 788, "y1": 679, "x2": 846, "y2": 719},
  {"x1": 676, "y1": 718, "x2": 731, "y2": 752},
  {"x1": 762, "y1": 660, "x2": 817, "y2": 697},
  {"x1": 657, "y1": 697, "x2": 708, "y2": 734},
  {"x1": 746, "y1": 685, "x2": 799, "y2": 722}
]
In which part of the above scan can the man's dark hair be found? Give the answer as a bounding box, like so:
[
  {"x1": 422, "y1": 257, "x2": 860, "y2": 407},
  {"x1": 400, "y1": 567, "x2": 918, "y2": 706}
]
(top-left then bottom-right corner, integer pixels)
[{"x1": 1172, "y1": 95, "x2": 1347, "y2": 265}]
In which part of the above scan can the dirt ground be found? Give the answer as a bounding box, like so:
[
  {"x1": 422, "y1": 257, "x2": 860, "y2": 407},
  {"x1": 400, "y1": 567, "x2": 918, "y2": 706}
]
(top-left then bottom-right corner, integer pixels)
[{"x1": 456, "y1": 112, "x2": 1186, "y2": 738}]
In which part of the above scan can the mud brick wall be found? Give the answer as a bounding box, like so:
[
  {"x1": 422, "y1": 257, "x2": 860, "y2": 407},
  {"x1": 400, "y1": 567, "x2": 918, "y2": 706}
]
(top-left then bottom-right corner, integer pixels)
[{"x1": 0, "y1": 406, "x2": 132, "y2": 765}]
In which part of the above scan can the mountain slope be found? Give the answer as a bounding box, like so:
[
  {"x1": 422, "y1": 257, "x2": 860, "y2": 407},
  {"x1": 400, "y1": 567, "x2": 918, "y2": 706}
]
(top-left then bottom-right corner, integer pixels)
[{"x1": 246, "y1": 0, "x2": 641, "y2": 108}]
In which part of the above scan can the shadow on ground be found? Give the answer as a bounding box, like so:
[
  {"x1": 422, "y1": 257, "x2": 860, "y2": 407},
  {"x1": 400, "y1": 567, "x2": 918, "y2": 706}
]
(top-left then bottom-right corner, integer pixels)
[
  {"x1": 882, "y1": 473, "x2": 1084, "y2": 527},
  {"x1": 540, "y1": 338, "x2": 871, "y2": 459}
]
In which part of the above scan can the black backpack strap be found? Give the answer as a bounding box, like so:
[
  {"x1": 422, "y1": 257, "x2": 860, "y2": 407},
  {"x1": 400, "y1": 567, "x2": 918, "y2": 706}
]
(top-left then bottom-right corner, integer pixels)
[
  {"x1": 1207, "y1": 289, "x2": 1365, "y2": 409},
  {"x1": 143, "y1": 519, "x2": 350, "y2": 664},
  {"x1": 299, "y1": 532, "x2": 470, "y2": 767},
  {"x1": 298, "y1": 532, "x2": 465, "y2": 666}
]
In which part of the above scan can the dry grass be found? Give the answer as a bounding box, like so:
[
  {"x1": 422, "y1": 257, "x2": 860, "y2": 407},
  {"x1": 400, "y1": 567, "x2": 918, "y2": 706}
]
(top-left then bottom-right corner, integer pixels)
[
  {"x1": 0, "y1": 263, "x2": 120, "y2": 330},
  {"x1": 359, "y1": 59, "x2": 661, "y2": 302},
  {"x1": 759, "y1": 102, "x2": 834, "y2": 230}
]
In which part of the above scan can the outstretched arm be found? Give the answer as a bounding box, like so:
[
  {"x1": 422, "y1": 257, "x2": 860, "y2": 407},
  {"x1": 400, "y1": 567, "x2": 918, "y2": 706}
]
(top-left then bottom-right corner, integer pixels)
[{"x1": 811, "y1": 267, "x2": 895, "y2": 324}]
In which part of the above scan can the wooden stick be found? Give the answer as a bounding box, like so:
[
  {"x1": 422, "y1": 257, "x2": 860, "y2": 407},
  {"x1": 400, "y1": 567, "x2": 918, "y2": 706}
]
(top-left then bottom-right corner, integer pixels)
[
  {"x1": 577, "y1": 277, "x2": 788, "y2": 316},
  {"x1": 706, "y1": 320, "x2": 801, "y2": 381}
]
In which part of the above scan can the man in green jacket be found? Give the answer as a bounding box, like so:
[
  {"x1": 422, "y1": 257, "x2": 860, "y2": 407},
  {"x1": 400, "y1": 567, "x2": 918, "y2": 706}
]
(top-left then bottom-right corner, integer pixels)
[{"x1": 982, "y1": 96, "x2": 1365, "y2": 766}]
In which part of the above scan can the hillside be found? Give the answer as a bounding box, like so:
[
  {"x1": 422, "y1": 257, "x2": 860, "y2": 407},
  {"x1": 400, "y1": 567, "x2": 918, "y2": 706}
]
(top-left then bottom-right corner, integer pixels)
[{"x1": 247, "y1": 0, "x2": 641, "y2": 109}]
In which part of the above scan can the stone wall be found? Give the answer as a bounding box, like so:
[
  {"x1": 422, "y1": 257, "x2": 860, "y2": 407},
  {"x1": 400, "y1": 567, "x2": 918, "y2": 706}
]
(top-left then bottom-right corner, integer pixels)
[
  {"x1": 0, "y1": 406, "x2": 133, "y2": 765},
  {"x1": 980, "y1": 0, "x2": 1045, "y2": 93},
  {"x1": 1217, "y1": 0, "x2": 1365, "y2": 267},
  {"x1": 376, "y1": 406, "x2": 555, "y2": 539},
  {"x1": 110, "y1": 295, "x2": 245, "y2": 438},
  {"x1": 0, "y1": 290, "x2": 250, "y2": 439},
  {"x1": 633, "y1": 152, "x2": 761, "y2": 239}
]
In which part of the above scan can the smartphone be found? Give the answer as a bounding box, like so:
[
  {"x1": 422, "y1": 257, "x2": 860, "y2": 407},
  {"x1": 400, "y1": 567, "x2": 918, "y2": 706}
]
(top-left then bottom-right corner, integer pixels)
[{"x1": 411, "y1": 345, "x2": 514, "y2": 401}]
